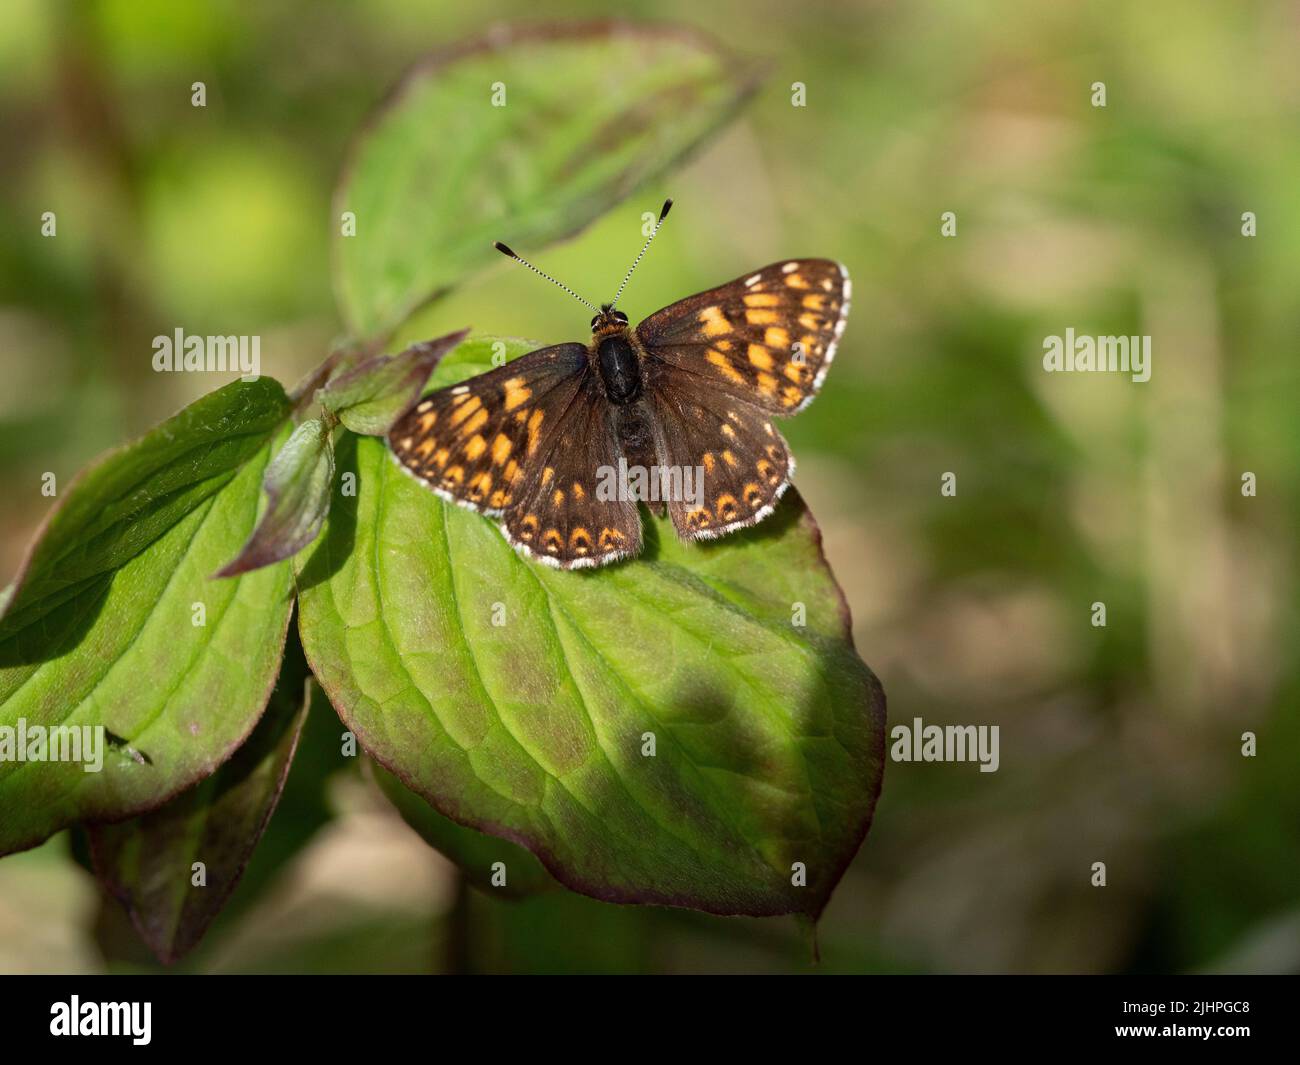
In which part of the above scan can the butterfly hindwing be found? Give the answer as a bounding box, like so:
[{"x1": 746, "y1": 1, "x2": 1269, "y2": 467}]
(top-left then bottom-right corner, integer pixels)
[
  {"x1": 500, "y1": 374, "x2": 642, "y2": 568},
  {"x1": 645, "y1": 379, "x2": 793, "y2": 541},
  {"x1": 636, "y1": 258, "x2": 850, "y2": 415},
  {"x1": 387, "y1": 343, "x2": 588, "y2": 514}
]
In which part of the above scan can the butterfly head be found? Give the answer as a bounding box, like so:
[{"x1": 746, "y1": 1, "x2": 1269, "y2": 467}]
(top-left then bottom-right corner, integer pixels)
[{"x1": 590, "y1": 305, "x2": 629, "y2": 338}]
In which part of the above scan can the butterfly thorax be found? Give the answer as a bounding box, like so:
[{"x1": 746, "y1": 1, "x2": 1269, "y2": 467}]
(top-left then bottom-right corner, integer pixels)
[{"x1": 591, "y1": 310, "x2": 642, "y2": 405}]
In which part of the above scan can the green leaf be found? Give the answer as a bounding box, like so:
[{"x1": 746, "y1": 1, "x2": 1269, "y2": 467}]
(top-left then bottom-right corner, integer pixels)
[
  {"x1": 1, "y1": 378, "x2": 289, "y2": 639},
  {"x1": 216, "y1": 417, "x2": 335, "y2": 577},
  {"x1": 0, "y1": 379, "x2": 296, "y2": 856},
  {"x1": 370, "y1": 758, "x2": 556, "y2": 899},
  {"x1": 88, "y1": 636, "x2": 313, "y2": 964},
  {"x1": 333, "y1": 21, "x2": 764, "y2": 339},
  {"x1": 297, "y1": 338, "x2": 885, "y2": 918},
  {"x1": 319, "y1": 328, "x2": 469, "y2": 436}
]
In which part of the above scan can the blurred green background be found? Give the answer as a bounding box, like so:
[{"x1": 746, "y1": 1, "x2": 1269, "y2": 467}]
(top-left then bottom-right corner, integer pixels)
[{"x1": 2, "y1": 0, "x2": 1297, "y2": 973}]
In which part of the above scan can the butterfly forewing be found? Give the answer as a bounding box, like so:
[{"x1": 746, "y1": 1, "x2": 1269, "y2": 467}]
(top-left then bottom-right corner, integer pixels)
[
  {"x1": 387, "y1": 343, "x2": 588, "y2": 514},
  {"x1": 636, "y1": 258, "x2": 850, "y2": 415}
]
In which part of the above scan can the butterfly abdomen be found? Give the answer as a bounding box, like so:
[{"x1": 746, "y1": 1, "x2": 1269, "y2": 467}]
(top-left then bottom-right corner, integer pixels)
[{"x1": 595, "y1": 333, "x2": 642, "y2": 404}]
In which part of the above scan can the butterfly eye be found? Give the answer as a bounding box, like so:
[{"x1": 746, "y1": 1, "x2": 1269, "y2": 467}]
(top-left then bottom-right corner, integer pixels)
[{"x1": 590, "y1": 315, "x2": 600, "y2": 328}]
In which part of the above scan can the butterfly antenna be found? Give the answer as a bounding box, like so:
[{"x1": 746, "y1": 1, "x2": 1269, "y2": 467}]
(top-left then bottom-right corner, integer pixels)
[
  {"x1": 609, "y1": 199, "x2": 672, "y2": 310},
  {"x1": 492, "y1": 241, "x2": 600, "y2": 313}
]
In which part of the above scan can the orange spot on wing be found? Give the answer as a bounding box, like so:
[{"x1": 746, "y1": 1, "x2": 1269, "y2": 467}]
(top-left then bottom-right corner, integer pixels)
[
  {"x1": 503, "y1": 377, "x2": 531, "y2": 411},
  {"x1": 698, "y1": 306, "x2": 730, "y2": 337},
  {"x1": 598, "y1": 527, "x2": 627, "y2": 551},
  {"x1": 707, "y1": 349, "x2": 746, "y2": 385},
  {"x1": 449, "y1": 395, "x2": 482, "y2": 425},
  {"x1": 684, "y1": 506, "x2": 712, "y2": 530},
  {"x1": 526, "y1": 409, "x2": 545, "y2": 454},
  {"x1": 764, "y1": 327, "x2": 790, "y2": 349},
  {"x1": 457, "y1": 408, "x2": 488, "y2": 437}
]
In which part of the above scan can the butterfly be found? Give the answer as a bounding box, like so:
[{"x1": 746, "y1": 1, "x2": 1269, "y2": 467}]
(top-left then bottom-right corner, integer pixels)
[{"x1": 387, "y1": 200, "x2": 850, "y2": 569}]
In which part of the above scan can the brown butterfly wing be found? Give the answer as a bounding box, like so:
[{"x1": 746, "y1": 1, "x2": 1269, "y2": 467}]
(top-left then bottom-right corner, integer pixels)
[
  {"x1": 388, "y1": 342, "x2": 642, "y2": 568},
  {"x1": 389, "y1": 258, "x2": 850, "y2": 565},
  {"x1": 499, "y1": 374, "x2": 642, "y2": 569},
  {"x1": 636, "y1": 258, "x2": 850, "y2": 415},
  {"x1": 643, "y1": 379, "x2": 794, "y2": 541},
  {"x1": 387, "y1": 343, "x2": 588, "y2": 514}
]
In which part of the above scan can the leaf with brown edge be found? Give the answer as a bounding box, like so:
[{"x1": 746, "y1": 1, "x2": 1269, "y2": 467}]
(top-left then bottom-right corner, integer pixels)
[
  {"x1": 333, "y1": 21, "x2": 765, "y2": 340},
  {"x1": 0, "y1": 379, "x2": 295, "y2": 857},
  {"x1": 88, "y1": 641, "x2": 313, "y2": 964},
  {"x1": 295, "y1": 336, "x2": 886, "y2": 920},
  {"x1": 370, "y1": 758, "x2": 556, "y2": 900},
  {"x1": 318, "y1": 328, "x2": 469, "y2": 436}
]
